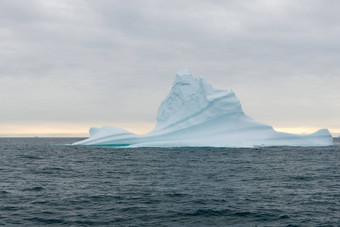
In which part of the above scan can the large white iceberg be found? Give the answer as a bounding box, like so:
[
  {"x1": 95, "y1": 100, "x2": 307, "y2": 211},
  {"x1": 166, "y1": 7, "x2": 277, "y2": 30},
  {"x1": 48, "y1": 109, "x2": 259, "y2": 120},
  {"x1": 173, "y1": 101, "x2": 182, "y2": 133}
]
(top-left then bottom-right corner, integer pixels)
[{"x1": 74, "y1": 69, "x2": 333, "y2": 147}]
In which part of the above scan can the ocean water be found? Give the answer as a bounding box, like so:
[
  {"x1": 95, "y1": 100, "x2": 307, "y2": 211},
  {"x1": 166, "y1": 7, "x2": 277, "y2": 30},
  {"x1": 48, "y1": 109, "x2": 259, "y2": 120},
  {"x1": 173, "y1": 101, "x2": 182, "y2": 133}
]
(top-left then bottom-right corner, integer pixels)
[{"x1": 0, "y1": 138, "x2": 339, "y2": 226}]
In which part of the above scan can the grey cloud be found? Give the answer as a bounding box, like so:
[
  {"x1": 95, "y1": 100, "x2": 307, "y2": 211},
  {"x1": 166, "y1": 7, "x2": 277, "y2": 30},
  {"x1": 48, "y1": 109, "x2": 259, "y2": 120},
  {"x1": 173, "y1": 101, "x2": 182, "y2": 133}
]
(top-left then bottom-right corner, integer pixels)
[{"x1": 0, "y1": 0, "x2": 339, "y2": 134}]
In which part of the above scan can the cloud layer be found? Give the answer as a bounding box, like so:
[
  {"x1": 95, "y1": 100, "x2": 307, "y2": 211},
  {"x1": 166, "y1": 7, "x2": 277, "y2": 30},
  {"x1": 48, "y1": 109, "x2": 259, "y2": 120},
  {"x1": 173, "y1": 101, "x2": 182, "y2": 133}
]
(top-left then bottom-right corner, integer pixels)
[{"x1": 1, "y1": 0, "x2": 339, "y2": 136}]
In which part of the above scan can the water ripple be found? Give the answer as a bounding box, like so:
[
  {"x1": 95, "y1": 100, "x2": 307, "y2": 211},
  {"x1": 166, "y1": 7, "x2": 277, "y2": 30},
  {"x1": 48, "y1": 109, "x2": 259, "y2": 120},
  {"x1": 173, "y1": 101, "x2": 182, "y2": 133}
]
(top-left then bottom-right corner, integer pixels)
[{"x1": 0, "y1": 137, "x2": 339, "y2": 226}]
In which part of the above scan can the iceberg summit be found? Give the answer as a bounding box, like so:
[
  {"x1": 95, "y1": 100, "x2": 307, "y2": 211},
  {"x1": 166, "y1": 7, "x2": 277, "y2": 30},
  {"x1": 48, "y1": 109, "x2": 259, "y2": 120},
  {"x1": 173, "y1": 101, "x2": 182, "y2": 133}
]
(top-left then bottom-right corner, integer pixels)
[{"x1": 74, "y1": 69, "x2": 333, "y2": 147}]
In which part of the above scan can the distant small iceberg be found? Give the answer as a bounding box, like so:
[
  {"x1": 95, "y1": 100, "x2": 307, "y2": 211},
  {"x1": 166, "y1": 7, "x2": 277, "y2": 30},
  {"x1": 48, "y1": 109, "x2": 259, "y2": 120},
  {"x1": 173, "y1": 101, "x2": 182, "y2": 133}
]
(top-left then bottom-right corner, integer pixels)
[{"x1": 73, "y1": 69, "x2": 333, "y2": 147}]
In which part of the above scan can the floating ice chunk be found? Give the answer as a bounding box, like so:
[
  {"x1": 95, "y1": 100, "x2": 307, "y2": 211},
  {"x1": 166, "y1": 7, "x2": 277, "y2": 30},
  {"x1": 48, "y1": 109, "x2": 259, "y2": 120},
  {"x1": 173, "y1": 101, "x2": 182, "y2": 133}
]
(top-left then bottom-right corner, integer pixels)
[{"x1": 73, "y1": 70, "x2": 333, "y2": 147}]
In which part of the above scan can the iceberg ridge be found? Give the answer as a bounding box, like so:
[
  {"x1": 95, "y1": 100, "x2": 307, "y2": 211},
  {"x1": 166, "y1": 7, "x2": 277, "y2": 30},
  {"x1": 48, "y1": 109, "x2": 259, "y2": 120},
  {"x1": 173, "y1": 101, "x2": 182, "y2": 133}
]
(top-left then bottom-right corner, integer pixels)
[{"x1": 73, "y1": 69, "x2": 333, "y2": 147}]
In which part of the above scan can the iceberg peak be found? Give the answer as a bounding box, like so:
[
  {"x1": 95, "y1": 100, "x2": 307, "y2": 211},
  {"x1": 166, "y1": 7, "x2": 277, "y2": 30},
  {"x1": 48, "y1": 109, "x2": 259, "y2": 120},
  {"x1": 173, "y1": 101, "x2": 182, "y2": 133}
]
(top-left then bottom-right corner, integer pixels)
[
  {"x1": 176, "y1": 68, "x2": 191, "y2": 76},
  {"x1": 155, "y1": 72, "x2": 242, "y2": 131},
  {"x1": 73, "y1": 70, "x2": 333, "y2": 147}
]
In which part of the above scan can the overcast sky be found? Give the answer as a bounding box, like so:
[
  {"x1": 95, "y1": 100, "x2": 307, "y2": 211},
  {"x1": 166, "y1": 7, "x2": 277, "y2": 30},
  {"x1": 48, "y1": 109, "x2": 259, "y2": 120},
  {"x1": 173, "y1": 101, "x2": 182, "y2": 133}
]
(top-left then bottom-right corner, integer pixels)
[{"x1": 1, "y1": 0, "x2": 339, "y2": 136}]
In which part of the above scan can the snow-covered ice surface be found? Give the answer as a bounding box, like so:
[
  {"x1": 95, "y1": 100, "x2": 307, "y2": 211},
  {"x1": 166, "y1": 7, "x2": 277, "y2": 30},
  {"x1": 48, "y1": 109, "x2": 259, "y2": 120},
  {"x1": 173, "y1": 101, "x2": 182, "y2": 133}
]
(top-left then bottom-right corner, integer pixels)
[{"x1": 73, "y1": 69, "x2": 333, "y2": 147}]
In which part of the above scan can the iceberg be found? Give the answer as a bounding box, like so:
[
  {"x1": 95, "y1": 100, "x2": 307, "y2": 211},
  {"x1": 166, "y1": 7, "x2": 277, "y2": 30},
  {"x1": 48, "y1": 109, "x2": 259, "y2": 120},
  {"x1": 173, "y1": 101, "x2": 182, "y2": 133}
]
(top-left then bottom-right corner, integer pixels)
[{"x1": 73, "y1": 69, "x2": 333, "y2": 147}]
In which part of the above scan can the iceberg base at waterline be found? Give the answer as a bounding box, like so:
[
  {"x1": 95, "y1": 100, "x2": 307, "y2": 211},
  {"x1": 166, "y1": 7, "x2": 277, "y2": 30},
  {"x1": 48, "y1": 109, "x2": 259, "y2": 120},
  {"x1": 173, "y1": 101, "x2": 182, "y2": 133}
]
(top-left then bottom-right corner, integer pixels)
[{"x1": 73, "y1": 69, "x2": 333, "y2": 147}]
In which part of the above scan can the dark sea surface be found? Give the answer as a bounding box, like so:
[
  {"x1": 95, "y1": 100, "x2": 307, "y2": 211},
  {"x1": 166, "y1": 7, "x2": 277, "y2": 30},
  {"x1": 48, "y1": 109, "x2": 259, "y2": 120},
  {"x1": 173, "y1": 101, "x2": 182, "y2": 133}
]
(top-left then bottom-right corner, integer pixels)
[{"x1": 0, "y1": 138, "x2": 339, "y2": 226}]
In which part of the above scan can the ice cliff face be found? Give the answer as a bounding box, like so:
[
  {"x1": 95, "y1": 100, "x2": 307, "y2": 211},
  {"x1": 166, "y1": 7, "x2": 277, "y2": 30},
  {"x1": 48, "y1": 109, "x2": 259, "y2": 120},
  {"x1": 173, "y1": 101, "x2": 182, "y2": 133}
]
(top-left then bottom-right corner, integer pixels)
[
  {"x1": 154, "y1": 69, "x2": 243, "y2": 132},
  {"x1": 73, "y1": 69, "x2": 333, "y2": 147}
]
